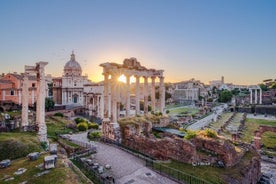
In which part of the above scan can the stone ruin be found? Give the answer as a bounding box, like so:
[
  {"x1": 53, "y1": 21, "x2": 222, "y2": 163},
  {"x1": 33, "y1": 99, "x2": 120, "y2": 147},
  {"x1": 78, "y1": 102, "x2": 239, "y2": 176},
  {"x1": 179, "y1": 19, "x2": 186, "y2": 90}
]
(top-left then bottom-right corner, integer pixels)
[
  {"x1": 120, "y1": 119, "x2": 261, "y2": 184},
  {"x1": 21, "y1": 62, "x2": 49, "y2": 147},
  {"x1": 100, "y1": 58, "x2": 165, "y2": 142}
]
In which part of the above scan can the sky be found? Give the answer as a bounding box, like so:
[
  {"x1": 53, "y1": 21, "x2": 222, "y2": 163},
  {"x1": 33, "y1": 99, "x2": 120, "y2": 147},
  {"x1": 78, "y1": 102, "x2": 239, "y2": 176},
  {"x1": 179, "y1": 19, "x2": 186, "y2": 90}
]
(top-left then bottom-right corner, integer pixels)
[{"x1": 0, "y1": 0, "x2": 275, "y2": 85}]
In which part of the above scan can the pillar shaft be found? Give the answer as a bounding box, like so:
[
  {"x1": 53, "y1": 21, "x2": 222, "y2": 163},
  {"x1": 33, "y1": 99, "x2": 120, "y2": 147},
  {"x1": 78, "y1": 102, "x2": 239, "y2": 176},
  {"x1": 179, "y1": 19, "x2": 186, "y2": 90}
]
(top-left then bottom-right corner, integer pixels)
[
  {"x1": 255, "y1": 89, "x2": 257, "y2": 104},
  {"x1": 159, "y1": 76, "x2": 165, "y2": 113},
  {"x1": 111, "y1": 75, "x2": 118, "y2": 123},
  {"x1": 21, "y1": 73, "x2": 29, "y2": 129},
  {"x1": 151, "y1": 77, "x2": 156, "y2": 112},
  {"x1": 143, "y1": 76, "x2": 149, "y2": 114},
  {"x1": 260, "y1": 89, "x2": 262, "y2": 104},
  {"x1": 36, "y1": 62, "x2": 48, "y2": 144},
  {"x1": 126, "y1": 75, "x2": 131, "y2": 117},
  {"x1": 250, "y1": 89, "x2": 253, "y2": 104},
  {"x1": 103, "y1": 73, "x2": 109, "y2": 118},
  {"x1": 135, "y1": 76, "x2": 140, "y2": 115}
]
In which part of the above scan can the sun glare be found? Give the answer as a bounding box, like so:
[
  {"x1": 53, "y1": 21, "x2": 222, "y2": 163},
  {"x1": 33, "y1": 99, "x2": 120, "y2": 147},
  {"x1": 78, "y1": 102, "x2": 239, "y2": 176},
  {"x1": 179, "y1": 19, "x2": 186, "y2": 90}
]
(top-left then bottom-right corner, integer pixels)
[
  {"x1": 118, "y1": 75, "x2": 126, "y2": 83},
  {"x1": 118, "y1": 75, "x2": 136, "y2": 83}
]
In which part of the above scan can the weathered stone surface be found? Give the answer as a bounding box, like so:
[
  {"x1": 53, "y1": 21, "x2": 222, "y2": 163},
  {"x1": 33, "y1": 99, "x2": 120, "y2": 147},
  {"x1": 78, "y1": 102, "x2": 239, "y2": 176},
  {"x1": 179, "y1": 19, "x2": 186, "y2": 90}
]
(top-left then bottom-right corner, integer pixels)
[{"x1": 121, "y1": 121, "x2": 261, "y2": 183}]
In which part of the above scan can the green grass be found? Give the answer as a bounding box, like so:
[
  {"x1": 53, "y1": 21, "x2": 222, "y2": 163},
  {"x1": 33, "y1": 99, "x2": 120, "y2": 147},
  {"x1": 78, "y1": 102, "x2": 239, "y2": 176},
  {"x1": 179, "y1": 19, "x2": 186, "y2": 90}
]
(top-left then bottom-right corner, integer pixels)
[
  {"x1": 0, "y1": 132, "x2": 41, "y2": 160},
  {"x1": 58, "y1": 138, "x2": 79, "y2": 148},
  {"x1": 46, "y1": 116, "x2": 76, "y2": 139},
  {"x1": 168, "y1": 107, "x2": 199, "y2": 115},
  {"x1": 241, "y1": 118, "x2": 276, "y2": 143},
  {"x1": 0, "y1": 154, "x2": 85, "y2": 184},
  {"x1": 209, "y1": 112, "x2": 233, "y2": 130},
  {"x1": 261, "y1": 131, "x2": 276, "y2": 149}
]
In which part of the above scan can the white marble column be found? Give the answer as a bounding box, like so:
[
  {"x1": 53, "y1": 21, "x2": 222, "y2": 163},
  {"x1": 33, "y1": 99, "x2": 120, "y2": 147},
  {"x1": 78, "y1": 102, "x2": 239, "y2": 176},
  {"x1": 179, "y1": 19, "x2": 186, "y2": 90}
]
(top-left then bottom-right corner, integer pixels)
[
  {"x1": 18, "y1": 90, "x2": 22, "y2": 105},
  {"x1": 31, "y1": 89, "x2": 35, "y2": 105},
  {"x1": 143, "y1": 76, "x2": 149, "y2": 114},
  {"x1": 36, "y1": 62, "x2": 49, "y2": 145},
  {"x1": 135, "y1": 75, "x2": 140, "y2": 115},
  {"x1": 250, "y1": 89, "x2": 253, "y2": 104},
  {"x1": 159, "y1": 76, "x2": 165, "y2": 113},
  {"x1": 97, "y1": 96, "x2": 101, "y2": 117},
  {"x1": 103, "y1": 73, "x2": 109, "y2": 118},
  {"x1": 260, "y1": 89, "x2": 262, "y2": 104},
  {"x1": 111, "y1": 75, "x2": 118, "y2": 123},
  {"x1": 255, "y1": 89, "x2": 257, "y2": 104},
  {"x1": 126, "y1": 75, "x2": 131, "y2": 117},
  {"x1": 21, "y1": 73, "x2": 29, "y2": 130},
  {"x1": 100, "y1": 95, "x2": 104, "y2": 119},
  {"x1": 151, "y1": 76, "x2": 156, "y2": 112}
]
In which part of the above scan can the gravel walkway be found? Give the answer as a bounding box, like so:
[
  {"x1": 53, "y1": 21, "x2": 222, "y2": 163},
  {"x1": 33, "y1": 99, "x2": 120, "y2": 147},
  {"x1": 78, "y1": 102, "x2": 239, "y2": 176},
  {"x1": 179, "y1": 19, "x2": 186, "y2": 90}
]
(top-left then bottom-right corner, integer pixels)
[{"x1": 68, "y1": 132, "x2": 178, "y2": 184}]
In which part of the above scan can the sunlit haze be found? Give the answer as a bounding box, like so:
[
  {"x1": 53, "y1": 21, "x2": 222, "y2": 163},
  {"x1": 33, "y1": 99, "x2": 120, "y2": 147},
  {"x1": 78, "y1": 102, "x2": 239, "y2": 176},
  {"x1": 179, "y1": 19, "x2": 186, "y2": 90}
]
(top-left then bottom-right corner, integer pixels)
[{"x1": 0, "y1": 0, "x2": 275, "y2": 85}]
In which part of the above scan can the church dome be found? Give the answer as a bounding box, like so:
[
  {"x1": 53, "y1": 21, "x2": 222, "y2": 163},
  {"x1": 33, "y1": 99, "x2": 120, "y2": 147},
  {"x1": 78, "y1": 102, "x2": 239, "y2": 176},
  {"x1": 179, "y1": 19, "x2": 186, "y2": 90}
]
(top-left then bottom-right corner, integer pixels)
[{"x1": 64, "y1": 52, "x2": 82, "y2": 76}]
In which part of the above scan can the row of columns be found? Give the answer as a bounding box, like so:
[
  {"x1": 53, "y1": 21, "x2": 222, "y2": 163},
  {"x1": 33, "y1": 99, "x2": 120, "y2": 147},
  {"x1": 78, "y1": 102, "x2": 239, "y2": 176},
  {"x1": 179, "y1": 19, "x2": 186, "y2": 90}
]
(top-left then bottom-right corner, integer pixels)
[
  {"x1": 249, "y1": 88, "x2": 262, "y2": 104},
  {"x1": 103, "y1": 73, "x2": 165, "y2": 123}
]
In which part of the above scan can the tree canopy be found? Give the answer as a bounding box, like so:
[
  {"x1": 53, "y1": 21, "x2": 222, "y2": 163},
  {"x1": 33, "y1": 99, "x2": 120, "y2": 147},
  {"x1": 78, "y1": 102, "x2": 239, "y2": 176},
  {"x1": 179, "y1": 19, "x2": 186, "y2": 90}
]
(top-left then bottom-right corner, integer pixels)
[{"x1": 218, "y1": 90, "x2": 233, "y2": 103}]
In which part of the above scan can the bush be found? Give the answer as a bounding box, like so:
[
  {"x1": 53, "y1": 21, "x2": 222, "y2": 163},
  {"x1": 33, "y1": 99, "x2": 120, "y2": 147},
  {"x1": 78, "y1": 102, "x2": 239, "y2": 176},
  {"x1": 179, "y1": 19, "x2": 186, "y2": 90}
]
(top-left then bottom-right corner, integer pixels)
[
  {"x1": 74, "y1": 117, "x2": 88, "y2": 124},
  {"x1": 88, "y1": 131, "x2": 101, "y2": 140},
  {"x1": 205, "y1": 128, "x2": 217, "y2": 138},
  {"x1": 0, "y1": 140, "x2": 40, "y2": 160},
  {"x1": 88, "y1": 122, "x2": 99, "y2": 129},
  {"x1": 77, "y1": 122, "x2": 88, "y2": 131},
  {"x1": 179, "y1": 127, "x2": 185, "y2": 133},
  {"x1": 184, "y1": 130, "x2": 197, "y2": 140},
  {"x1": 54, "y1": 112, "x2": 64, "y2": 117}
]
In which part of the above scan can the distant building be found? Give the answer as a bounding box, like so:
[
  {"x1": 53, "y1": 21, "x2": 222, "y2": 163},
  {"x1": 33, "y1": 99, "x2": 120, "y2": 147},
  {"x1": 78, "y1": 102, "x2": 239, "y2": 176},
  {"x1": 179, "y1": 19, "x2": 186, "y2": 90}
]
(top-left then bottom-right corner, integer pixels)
[
  {"x1": 172, "y1": 78, "x2": 208, "y2": 104},
  {"x1": 52, "y1": 52, "x2": 104, "y2": 118},
  {"x1": 0, "y1": 72, "x2": 52, "y2": 106}
]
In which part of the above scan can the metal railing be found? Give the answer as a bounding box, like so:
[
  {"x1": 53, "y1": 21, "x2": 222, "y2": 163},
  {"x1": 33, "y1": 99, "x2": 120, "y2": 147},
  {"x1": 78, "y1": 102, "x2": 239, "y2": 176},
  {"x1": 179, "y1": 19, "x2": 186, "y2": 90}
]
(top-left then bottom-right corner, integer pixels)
[{"x1": 100, "y1": 138, "x2": 218, "y2": 184}]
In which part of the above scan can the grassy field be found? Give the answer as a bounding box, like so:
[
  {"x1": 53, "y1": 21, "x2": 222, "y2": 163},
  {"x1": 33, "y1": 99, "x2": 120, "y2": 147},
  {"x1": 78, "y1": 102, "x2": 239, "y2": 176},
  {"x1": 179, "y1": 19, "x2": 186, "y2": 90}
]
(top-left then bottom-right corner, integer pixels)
[
  {"x1": 168, "y1": 107, "x2": 199, "y2": 115},
  {"x1": 241, "y1": 118, "x2": 276, "y2": 143},
  {"x1": 261, "y1": 131, "x2": 276, "y2": 149},
  {"x1": 0, "y1": 132, "x2": 41, "y2": 160},
  {"x1": 0, "y1": 154, "x2": 85, "y2": 184},
  {"x1": 209, "y1": 112, "x2": 233, "y2": 130},
  {"x1": 46, "y1": 116, "x2": 76, "y2": 139}
]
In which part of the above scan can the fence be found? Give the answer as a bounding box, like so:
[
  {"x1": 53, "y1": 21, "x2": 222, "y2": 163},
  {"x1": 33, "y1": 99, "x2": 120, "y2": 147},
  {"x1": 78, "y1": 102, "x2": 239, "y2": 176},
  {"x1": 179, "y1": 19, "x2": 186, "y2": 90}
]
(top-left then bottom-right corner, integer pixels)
[
  {"x1": 101, "y1": 138, "x2": 217, "y2": 184},
  {"x1": 72, "y1": 154, "x2": 114, "y2": 184}
]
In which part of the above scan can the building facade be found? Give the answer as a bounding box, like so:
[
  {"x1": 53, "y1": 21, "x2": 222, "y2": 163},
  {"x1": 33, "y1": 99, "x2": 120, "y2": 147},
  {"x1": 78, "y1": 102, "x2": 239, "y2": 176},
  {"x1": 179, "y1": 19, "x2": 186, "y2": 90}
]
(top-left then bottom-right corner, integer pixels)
[{"x1": 52, "y1": 52, "x2": 104, "y2": 118}]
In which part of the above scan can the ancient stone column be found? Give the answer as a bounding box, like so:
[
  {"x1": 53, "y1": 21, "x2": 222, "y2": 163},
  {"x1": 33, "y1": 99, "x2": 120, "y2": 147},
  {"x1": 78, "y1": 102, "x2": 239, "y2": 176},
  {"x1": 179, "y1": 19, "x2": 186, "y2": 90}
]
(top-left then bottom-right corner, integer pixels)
[
  {"x1": 18, "y1": 90, "x2": 22, "y2": 105},
  {"x1": 36, "y1": 62, "x2": 49, "y2": 145},
  {"x1": 135, "y1": 75, "x2": 140, "y2": 115},
  {"x1": 103, "y1": 73, "x2": 109, "y2": 118},
  {"x1": 126, "y1": 75, "x2": 131, "y2": 117},
  {"x1": 159, "y1": 76, "x2": 165, "y2": 113},
  {"x1": 250, "y1": 89, "x2": 253, "y2": 104},
  {"x1": 111, "y1": 75, "x2": 118, "y2": 123},
  {"x1": 151, "y1": 76, "x2": 156, "y2": 112},
  {"x1": 255, "y1": 89, "x2": 258, "y2": 104},
  {"x1": 21, "y1": 73, "x2": 29, "y2": 131},
  {"x1": 260, "y1": 89, "x2": 262, "y2": 104},
  {"x1": 143, "y1": 76, "x2": 149, "y2": 114}
]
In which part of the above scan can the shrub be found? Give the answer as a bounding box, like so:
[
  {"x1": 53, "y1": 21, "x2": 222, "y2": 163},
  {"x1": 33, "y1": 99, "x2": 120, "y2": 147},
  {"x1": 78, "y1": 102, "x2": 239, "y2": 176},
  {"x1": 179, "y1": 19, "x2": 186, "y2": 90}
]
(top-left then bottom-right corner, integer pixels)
[
  {"x1": 88, "y1": 122, "x2": 99, "y2": 129},
  {"x1": 77, "y1": 122, "x2": 88, "y2": 131},
  {"x1": 88, "y1": 132, "x2": 101, "y2": 140},
  {"x1": 54, "y1": 112, "x2": 64, "y2": 117},
  {"x1": 205, "y1": 128, "x2": 217, "y2": 138},
  {"x1": 179, "y1": 127, "x2": 185, "y2": 133},
  {"x1": 166, "y1": 110, "x2": 170, "y2": 114},
  {"x1": 184, "y1": 130, "x2": 197, "y2": 140},
  {"x1": 75, "y1": 117, "x2": 86, "y2": 124}
]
